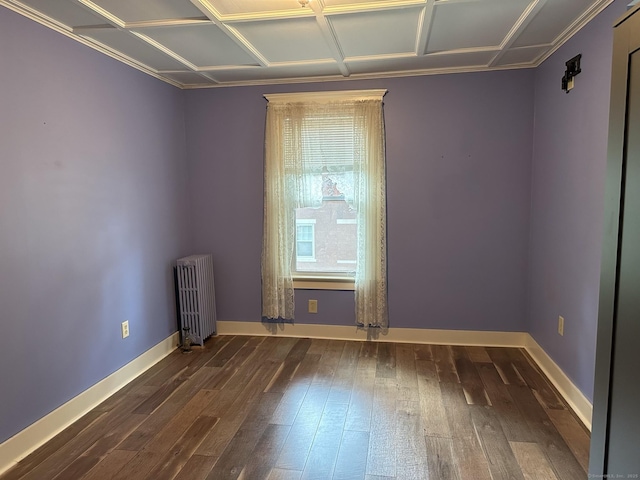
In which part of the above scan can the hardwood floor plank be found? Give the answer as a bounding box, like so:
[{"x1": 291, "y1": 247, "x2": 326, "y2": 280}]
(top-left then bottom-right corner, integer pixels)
[
  {"x1": 144, "y1": 415, "x2": 219, "y2": 480},
  {"x1": 79, "y1": 449, "x2": 136, "y2": 480},
  {"x1": 268, "y1": 469, "x2": 302, "y2": 480},
  {"x1": 469, "y1": 405, "x2": 525, "y2": 480},
  {"x1": 375, "y1": 342, "x2": 396, "y2": 379},
  {"x1": 173, "y1": 454, "x2": 217, "y2": 480},
  {"x1": 275, "y1": 383, "x2": 331, "y2": 471},
  {"x1": 196, "y1": 361, "x2": 282, "y2": 458},
  {"x1": 476, "y1": 362, "x2": 535, "y2": 442},
  {"x1": 396, "y1": 343, "x2": 419, "y2": 403},
  {"x1": 507, "y1": 349, "x2": 565, "y2": 410},
  {"x1": 546, "y1": 409, "x2": 590, "y2": 472},
  {"x1": 508, "y1": 385, "x2": 586, "y2": 480},
  {"x1": 300, "y1": 401, "x2": 349, "y2": 480},
  {"x1": 206, "y1": 392, "x2": 284, "y2": 480},
  {"x1": 2, "y1": 410, "x2": 104, "y2": 480},
  {"x1": 18, "y1": 394, "x2": 144, "y2": 480},
  {"x1": 486, "y1": 348, "x2": 525, "y2": 386},
  {"x1": 53, "y1": 413, "x2": 147, "y2": 480},
  {"x1": 396, "y1": 400, "x2": 428, "y2": 480},
  {"x1": 510, "y1": 442, "x2": 559, "y2": 480},
  {"x1": 111, "y1": 451, "x2": 164, "y2": 480},
  {"x1": 271, "y1": 381, "x2": 313, "y2": 426},
  {"x1": 439, "y1": 382, "x2": 492, "y2": 480},
  {"x1": 326, "y1": 341, "x2": 361, "y2": 405},
  {"x1": 203, "y1": 337, "x2": 264, "y2": 390},
  {"x1": 267, "y1": 337, "x2": 300, "y2": 361},
  {"x1": 466, "y1": 346, "x2": 492, "y2": 363},
  {"x1": 333, "y1": 430, "x2": 369, "y2": 480},
  {"x1": 344, "y1": 348, "x2": 376, "y2": 433},
  {"x1": 451, "y1": 346, "x2": 489, "y2": 405},
  {"x1": 206, "y1": 336, "x2": 249, "y2": 368},
  {"x1": 306, "y1": 338, "x2": 330, "y2": 355},
  {"x1": 238, "y1": 424, "x2": 291, "y2": 480},
  {"x1": 416, "y1": 359, "x2": 450, "y2": 438},
  {"x1": 132, "y1": 359, "x2": 204, "y2": 416},
  {"x1": 426, "y1": 436, "x2": 460, "y2": 480},
  {"x1": 266, "y1": 338, "x2": 313, "y2": 394},
  {"x1": 432, "y1": 345, "x2": 460, "y2": 384},
  {"x1": 366, "y1": 377, "x2": 397, "y2": 477},
  {"x1": 413, "y1": 344, "x2": 433, "y2": 361},
  {"x1": 138, "y1": 389, "x2": 218, "y2": 453}
]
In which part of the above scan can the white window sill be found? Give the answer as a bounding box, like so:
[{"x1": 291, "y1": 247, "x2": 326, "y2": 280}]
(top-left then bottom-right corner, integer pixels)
[{"x1": 293, "y1": 275, "x2": 355, "y2": 291}]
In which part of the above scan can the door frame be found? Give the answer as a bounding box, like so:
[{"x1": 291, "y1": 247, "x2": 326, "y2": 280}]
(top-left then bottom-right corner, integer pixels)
[{"x1": 590, "y1": 4, "x2": 640, "y2": 475}]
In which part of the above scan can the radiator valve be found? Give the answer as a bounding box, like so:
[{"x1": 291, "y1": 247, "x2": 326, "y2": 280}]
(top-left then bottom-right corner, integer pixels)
[{"x1": 181, "y1": 326, "x2": 193, "y2": 353}]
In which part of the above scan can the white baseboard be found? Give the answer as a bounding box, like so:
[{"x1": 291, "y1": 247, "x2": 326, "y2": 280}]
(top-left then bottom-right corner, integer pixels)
[
  {"x1": 217, "y1": 321, "x2": 528, "y2": 347},
  {"x1": 524, "y1": 336, "x2": 593, "y2": 430},
  {"x1": 0, "y1": 332, "x2": 180, "y2": 476},
  {"x1": 218, "y1": 321, "x2": 593, "y2": 430}
]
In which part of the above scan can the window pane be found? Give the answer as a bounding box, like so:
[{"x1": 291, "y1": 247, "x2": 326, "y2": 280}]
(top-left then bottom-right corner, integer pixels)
[
  {"x1": 297, "y1": 241, "x2": 313, "y2": 257},
  {"x1": 296, "y1": 202, "x2": 357, "y2": 273}
]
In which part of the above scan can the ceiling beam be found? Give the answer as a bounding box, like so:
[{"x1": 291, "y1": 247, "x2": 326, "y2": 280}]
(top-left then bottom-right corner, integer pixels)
[
  {"x1": 310, "y1": 0, "x2": 350, "y2": 77},
  {"x1": 415, "y1": 0, "x2": 436, "y2": 56},
  {"x1": 489, "y1": 0, "x2": 546, "y2": 67}
]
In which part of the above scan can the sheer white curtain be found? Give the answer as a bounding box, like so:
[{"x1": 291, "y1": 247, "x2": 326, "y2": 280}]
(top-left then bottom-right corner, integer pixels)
[{"x1": 262, "y1": 90, "x2": 388, "y2": 328}]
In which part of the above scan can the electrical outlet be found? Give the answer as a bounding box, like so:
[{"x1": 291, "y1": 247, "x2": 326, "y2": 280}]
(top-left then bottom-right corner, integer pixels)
[
  {"x1": 308, "y1": 299, "x2": 318, "y2": 314},
  {"x1": 121, "y1": 320, "x2": 130, "y2": 339},
  {"x1": 558, "y1": 316, "x2": 564, "y2": 336}
]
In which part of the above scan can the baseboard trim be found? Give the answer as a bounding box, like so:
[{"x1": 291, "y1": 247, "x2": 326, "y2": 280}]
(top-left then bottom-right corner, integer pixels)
[
  {"x1": 0, "y1": 332, "x2": 180, "y2": 476},
  {"x1": 217, "y1": 321, "x2": 528, "y2": 347},
  {"x1": 524, "y1": 335, "x2": 593, "y2": 430},
  {"x1": 218, "y1": 321, "x2": 593, "y2": 430}
]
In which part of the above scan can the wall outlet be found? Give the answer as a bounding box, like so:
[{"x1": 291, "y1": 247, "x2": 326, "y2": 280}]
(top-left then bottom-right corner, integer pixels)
[
  {"x1": 558, "y1": 316, "x2": 564, "y2": 336},
  {"x1": 121, "y1": 320, "x2": 130, "y2": 339},
  {"x1": 308, "y1": 299, "x2": 318, "y2": 314}
]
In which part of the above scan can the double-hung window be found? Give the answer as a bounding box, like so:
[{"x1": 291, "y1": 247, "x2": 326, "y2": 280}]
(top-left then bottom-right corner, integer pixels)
[{"x1": 262, "y1": 90, "x2": 388, "y2": 328}]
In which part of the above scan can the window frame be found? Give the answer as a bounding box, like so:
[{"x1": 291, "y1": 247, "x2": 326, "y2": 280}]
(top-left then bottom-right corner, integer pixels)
[{"x1": 264, "y1": 89, "x2": 386, "y2": 293}]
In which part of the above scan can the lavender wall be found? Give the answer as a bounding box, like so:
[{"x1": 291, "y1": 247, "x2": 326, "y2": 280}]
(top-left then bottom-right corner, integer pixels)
[
  {"x1": 0, "y1": 7, "x2": 191, "y2": 444},
  {"x1": 527, "y1": 0, "x2": 629, "y2": 401},
  {"x1": 185, "y1": 71, "x2": 534, "y2": 332}
]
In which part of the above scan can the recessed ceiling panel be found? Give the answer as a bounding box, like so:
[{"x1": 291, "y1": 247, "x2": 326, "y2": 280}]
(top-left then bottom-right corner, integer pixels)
[
  {"x1": 330, "y1": 8, "x2": 421, "y2": 57},
  {"x1": 90, "y1": 0, "x2": 205, "y2": 23},
  {"x1": 232, "y1": 18, "x2": 334, "y2": 62},
  {"x1": 428, "y1": 0, "x2": 530, "y2": 53},
  {"x1": 209, "y1": 62, "x2": 341, "y2": 83},
  {"x1": 206, "y1": 0, "x2": 307, "y2": 15},
  {"x1": 18, "y1": 0, "x2": 107, "y2": 27},
  {"x1": 346, "y1": 50, "x2": 496, "y2": 74},
  {"x1": 79, "y1": 28, "x2": 190, "y2": 71},
  {"x1": 513, "y1": 0, "x2": 591, "y2": 47},
  {"x1": 134, "y1": 24, "x2": 258, "y2": 66},
  {"x1": 495, "y1": 46, "x2": 548, "y2": 66}
]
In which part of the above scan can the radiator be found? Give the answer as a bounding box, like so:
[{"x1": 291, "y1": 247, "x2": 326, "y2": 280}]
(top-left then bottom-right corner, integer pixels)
[{"x1": 175, "y1": 254, "x2": 217, "y2": 345}]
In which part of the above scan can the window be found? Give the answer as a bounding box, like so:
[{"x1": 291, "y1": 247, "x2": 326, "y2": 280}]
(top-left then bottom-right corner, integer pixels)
[
  {"x1": 261, "y1": 90, "x2": 388, "y2": 328},
  {"x1": 295, "y1": 219, "x2": 316, "y2": 263}
]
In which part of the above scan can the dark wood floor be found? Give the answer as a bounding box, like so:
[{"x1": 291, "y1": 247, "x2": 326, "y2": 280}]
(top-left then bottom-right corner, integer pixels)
[{"x1": 1, "y1": 336, "x2": 590, "y2": 480}]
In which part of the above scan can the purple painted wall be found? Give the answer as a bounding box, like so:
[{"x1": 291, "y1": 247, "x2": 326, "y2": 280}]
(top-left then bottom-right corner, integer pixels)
[
  {"x1": 0, "y1": 7, "x2": 191, "y2": 444},
  {"x1": 185, "y1": 71, "x2": 535, "y2": 332},
  {"x1": 527, "y1": 0, "x2": 628, "y2": 401}
]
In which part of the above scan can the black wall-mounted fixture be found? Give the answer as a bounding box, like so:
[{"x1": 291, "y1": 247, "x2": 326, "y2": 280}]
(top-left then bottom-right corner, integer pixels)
[{"x1": 562, "y1": 54, "x2": 582, "y2": 93}]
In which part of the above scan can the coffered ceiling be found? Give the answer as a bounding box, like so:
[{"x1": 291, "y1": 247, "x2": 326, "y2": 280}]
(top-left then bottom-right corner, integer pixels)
[{"x1": 1, "y1": 0, "x2": 614, "y2": 88}]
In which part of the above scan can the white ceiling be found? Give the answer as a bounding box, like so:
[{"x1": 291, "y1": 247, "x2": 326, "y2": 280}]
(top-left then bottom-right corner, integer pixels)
[{"x1": 1, "y1": 0, "x2": 614, "y2": 89}]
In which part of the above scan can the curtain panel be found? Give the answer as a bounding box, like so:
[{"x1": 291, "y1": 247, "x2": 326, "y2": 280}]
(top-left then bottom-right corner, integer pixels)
[{"x1": 262, "y1": 90, "x2": 388, "y2": 328}]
